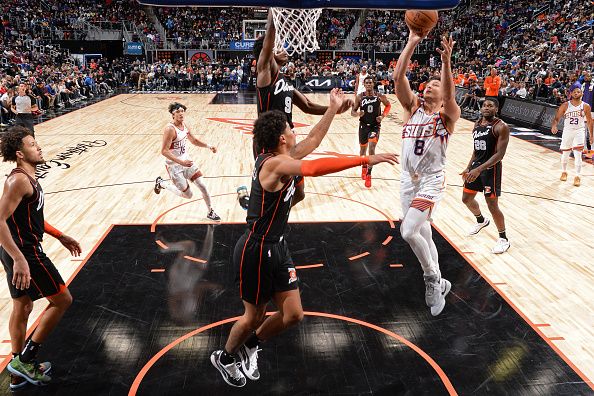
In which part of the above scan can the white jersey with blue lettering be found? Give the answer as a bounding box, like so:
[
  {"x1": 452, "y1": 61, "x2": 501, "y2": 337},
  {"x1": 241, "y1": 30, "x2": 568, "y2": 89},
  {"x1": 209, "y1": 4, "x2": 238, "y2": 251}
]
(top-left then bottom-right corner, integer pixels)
[
  {"x1": 563, "y1": 100, "x2": 585, "y2": 132},
  {"x1": 401, "y1": 103, "x2": 451, "y2": 176},
  {"x1": 166, "y1": 122, "x2": 189, "y2": 165}
]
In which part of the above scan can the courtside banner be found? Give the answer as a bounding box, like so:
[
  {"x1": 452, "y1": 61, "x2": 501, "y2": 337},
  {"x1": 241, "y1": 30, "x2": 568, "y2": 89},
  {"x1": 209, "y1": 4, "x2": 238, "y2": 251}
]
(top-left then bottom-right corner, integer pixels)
[
  {"x1": 500, "y1": 97, "x2": 562, "y2": 130},
  {"x1": 304, "y1": 77, "x2": 339, "y2": 91}
]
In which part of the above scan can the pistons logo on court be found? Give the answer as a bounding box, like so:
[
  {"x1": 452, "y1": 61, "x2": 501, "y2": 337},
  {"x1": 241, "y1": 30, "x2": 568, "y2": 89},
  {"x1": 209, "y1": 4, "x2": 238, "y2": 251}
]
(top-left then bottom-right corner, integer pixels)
[{"x1": 287, "y1": 267, "x2": 297, "y2": 284}]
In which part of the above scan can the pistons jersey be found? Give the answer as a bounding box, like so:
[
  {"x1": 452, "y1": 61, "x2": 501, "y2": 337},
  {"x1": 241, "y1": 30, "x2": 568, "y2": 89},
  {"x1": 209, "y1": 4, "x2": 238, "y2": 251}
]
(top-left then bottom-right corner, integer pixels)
[
  {"x1": 472, "y1": 118, "x2": 500, "y2": 164},
  {"x1": 246, "y1": 153, "x2": 296, "y2": 242},
  {"x1": 401, "y1": 104, "x2": 451, "y2": 175},
  {"x1": 257, "y1": 71, "x2": 295, "y2": 128},
  {"x1": 7, "y1": 168, "x2": 45, "y2": 247},
  {"x1": 359, "y1": 94, "x2": 381, "y2": 126}
]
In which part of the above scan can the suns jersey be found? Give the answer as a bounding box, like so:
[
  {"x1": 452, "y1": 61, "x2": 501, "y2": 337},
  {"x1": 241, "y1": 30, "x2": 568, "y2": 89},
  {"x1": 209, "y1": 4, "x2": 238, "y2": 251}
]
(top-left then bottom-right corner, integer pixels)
[
  {"x1": 356, "y1": 72, "x2": 368, "y2": 95},
  {"x1": 563, "y1": 101, "x2": 586, "y2": 131},
  {"x1": 401, "y1": 104, "x2": 451, "y2": 175},
  {"x1": 166, "y1": 122, "x2": 189, "y2": 164}
]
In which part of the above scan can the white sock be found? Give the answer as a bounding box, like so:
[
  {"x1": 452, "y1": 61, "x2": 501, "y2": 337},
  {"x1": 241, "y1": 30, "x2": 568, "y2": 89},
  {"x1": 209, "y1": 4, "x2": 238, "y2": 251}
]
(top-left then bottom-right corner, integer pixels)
[
  {"x1": 573, "y1": 149, "x2": 582, "y2": 175},
  {"x1": 561, "y1": 150, "x2": 570, "y2": 172}
]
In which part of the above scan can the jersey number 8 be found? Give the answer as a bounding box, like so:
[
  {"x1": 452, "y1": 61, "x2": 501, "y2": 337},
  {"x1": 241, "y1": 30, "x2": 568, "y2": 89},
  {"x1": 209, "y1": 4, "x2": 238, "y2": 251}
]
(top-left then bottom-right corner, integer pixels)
[
  {"x1": 474, "y1": 140, "x2": 487, "y2": 151},
  {"x1": 414, "y1": 139, "x2": 425, "y2": 155}
]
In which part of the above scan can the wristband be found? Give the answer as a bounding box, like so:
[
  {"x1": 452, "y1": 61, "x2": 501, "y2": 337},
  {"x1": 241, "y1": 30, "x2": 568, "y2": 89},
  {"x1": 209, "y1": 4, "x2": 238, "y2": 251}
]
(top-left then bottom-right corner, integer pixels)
[{"x1": 44, "y1": 221, "x2": 63, "y2": 238}]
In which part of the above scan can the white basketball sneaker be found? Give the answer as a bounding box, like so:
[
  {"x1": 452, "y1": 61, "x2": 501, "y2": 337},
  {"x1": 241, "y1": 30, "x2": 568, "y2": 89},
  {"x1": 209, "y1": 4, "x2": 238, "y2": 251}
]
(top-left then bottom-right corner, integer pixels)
[
  {"x1": 468, "y1": 218, "x2": 490, "y2": 236},
  {"x1": 492, "y1": 238, "x2": 510, "y2": 254}
]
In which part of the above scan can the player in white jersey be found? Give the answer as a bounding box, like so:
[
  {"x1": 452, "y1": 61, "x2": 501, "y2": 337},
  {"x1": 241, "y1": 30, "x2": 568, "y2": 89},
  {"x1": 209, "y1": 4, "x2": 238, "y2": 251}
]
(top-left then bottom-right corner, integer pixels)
[
  {"x1": 354, "y1": 66, "x2": 369, "y2": 96},
  {"x1": 153, "y1": 102, "x2": 221, "y2": 221},
  {"x1": 393, "y1": 32, "x2": 460, "y2": 316},
  {"x1": 551, "y1": 87, "x2": 593, "y2": 187}
]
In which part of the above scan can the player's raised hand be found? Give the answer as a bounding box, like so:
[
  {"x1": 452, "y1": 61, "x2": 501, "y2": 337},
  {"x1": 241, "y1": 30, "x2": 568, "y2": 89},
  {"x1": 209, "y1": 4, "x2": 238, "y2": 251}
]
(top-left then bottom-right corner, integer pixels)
[
  {"x1": 329, "y1": 88, "x2": 345, "y2": 111},
  {"x1": 368, "y1": 153, "x2": 399, "y2": 166},
  {"x1": 337, "y1": 97, "x2": 354, "y2": 114},
  {"x1": 436, "y1": 35, "x2": 455, "y2": 63}
]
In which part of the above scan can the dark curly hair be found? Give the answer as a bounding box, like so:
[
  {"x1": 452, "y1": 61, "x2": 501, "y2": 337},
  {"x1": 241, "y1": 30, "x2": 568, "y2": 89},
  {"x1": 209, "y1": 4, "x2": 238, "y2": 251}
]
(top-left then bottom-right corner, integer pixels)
[
  {"x1": 253, "y1": 35, "x2": 265, "y2": 61},
  {"x1": 253, "y1": 110, "x2": 288, "y2": 152},
  {"x1": 168, "y1": 102, "x2": 187, "y2": 114},
  {"x1": 0, "y1": 126, "x2": 33, "y2": 162}
]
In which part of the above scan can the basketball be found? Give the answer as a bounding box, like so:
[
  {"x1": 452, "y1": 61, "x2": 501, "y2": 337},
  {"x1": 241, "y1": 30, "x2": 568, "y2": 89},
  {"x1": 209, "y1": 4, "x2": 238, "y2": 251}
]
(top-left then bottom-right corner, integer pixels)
[{"x1": 405, "y1": 10, "x2": 438, "y2": 35}]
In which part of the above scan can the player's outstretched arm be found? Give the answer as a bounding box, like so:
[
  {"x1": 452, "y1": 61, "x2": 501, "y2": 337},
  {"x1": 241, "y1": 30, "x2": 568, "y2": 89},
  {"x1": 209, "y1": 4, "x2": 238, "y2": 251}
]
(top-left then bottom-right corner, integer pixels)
[
  {"x1": 0, "y1": 175, "x2": 33, "y2": 290},
  {"x1": 262, "y1": 153, "x2": 399, "y2": 188},
  {"x1": 437, "y1": 35, "x2": 461, "y2": 128},
  {"x1": 256, "y1": 10, "x2": 276, "y2": 88},
  {"x1": 187, "y1": 130, "x2": 217, "y2": 153},
  {"x1": 393, "y1": 31, "x2": 423, "y2": 114},
  {"x1": 290, "y1": 88, "x2": 343, "y2": 159},
  {"x1": 293, "y1": 90, "x2": 353, "y2": 116}
]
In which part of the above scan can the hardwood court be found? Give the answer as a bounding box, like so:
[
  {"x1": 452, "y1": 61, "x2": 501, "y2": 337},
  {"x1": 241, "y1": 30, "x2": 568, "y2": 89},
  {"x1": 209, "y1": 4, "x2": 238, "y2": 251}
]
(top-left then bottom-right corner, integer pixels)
[{"x1": 0, "y1": 93, "x2": 592, "y2": 391}]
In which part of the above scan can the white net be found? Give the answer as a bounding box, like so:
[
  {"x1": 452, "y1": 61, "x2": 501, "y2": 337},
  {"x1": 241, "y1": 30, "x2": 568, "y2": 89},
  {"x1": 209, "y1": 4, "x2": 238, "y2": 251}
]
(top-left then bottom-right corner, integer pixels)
[{"x1": 271, "y1": 7, "x2": 322, "y2": 56}]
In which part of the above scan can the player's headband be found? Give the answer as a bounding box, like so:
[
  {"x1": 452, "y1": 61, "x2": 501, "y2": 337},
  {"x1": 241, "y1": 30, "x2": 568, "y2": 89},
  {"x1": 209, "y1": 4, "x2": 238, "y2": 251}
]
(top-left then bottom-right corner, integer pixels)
[{"x1": 169, "y1": 103, "x2": 186, "y2": 113}]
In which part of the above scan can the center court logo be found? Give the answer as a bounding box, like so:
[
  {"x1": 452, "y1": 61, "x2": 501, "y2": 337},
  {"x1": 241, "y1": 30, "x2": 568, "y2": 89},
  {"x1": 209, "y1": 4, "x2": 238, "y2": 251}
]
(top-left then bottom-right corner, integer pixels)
[{"x1": 35, "y1": 140, "x2": 108, "y2": 179}]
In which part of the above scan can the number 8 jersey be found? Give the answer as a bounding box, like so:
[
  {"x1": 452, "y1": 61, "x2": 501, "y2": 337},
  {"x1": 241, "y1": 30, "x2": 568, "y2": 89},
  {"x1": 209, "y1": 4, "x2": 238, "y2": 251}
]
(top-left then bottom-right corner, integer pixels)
[{"x1": 401, "y1": 104, "x2": 451, "y2": 176}]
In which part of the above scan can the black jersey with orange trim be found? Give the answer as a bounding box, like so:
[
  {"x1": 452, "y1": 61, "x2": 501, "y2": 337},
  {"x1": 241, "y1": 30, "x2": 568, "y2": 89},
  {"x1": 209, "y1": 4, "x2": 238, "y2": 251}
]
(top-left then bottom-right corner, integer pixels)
[
  {"x1": 359, "y1": 93, "x2": 381, "y2": 126},
  {"x1": 256, "y1": 71, "x2": 295, "y2": 129},
  {"x1": 472, "y1": 118, "x2": 500, "y2": 164},
  {"x1": 6, "y1": 168, "x2": 45, "y2": 247},
  {"x1": 246, "y1": 153, "x2": 296, "y2": 241}
]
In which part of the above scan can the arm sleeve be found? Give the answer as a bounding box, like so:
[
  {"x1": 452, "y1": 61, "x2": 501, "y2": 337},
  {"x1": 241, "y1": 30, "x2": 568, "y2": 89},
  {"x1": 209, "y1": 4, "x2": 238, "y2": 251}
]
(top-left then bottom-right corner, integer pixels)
[{"x1": 300, "y1": 156, "x2": 369, "y2": 177}]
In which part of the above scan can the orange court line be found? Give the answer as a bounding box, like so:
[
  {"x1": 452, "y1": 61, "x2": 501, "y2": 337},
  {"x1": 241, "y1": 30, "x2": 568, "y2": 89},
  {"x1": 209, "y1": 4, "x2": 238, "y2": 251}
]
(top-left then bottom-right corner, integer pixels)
[
  {"x1": 0, "y1": 224, "x2": 115, "y2": 374},
  {"x1": 349, "y1": 252, "x2": 370, "y2": 261},
  {"x1": 295, "y1": 264, "x2": 323, "y2": 269},
  {"x1": 150, "y1": 269, "x2": 166, "y2": 273},
  {"x1": 382, "y1": 236, "x2": 393, "y2": 245},
  {"x1": 431, "y1": 223, "x2": 594, "y2": 390},
  {"x1": 493, "y1": 282, "x2": 507, "y2": 285},
  {"x1": 184, "y1": 256, "x2": 207, "y2": 264},
  {"x1": 549, "y1": 337, "x2": 565, "y2": 341},
  {"x1": 128, "y1": 311, "x2": 458, "y2": 396},
  {"x1": 1, "y1": 340, "x2": 10, "y2": 343},
  {"x1": 155, "y1": 240, "x2": 168, "y2": 250},
  {"x1": 389, "y1": 264, "x2": 403, "y2": 268},
  {"x1": 151, "y1": 193, "x2": 236, "y2": 232}
]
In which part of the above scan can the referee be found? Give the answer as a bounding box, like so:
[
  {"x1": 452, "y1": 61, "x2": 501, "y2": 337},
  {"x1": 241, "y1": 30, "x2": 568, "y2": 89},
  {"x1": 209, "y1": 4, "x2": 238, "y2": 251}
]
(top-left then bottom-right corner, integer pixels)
[{"x1": 11, "y1": 83, "x2": 37, "y2": 136}]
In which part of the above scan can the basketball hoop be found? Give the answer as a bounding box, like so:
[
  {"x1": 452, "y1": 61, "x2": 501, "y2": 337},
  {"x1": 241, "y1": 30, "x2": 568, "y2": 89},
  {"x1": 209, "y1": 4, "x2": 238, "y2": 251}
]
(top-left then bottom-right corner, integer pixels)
[{"x1": 271, "y1": 7, "x2": 322, "y2": 56}]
